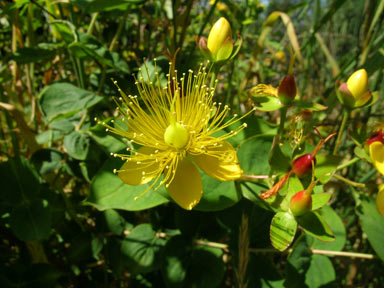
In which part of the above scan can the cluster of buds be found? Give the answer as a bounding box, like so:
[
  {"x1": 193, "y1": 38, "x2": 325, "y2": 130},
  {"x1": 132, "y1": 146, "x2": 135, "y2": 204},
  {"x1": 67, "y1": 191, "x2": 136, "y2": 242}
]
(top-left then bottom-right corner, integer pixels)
[
  {"x1": 198, "y1": 17, "x2": 241, "y2": 63},
  {"x1": 337, "y1": 69, "x2": 372, "y2": 110},
  {"x1": 260, "y1": 129, "x2": 336, "y2": 200}
]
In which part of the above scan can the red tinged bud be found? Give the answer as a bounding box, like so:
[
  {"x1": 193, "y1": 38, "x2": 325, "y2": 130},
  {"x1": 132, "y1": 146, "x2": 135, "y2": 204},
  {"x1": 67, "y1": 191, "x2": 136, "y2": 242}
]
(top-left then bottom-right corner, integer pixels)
[
  {"x1": 290, "y1": 190, "x2": 312, "y2": 216},
  {"x1": 366, "y1": 131, "x2": 384, "y2": 146},
  {"x1": 278, "y1": 75, "x2": 297, "y2": 105},
  {"x1": 292, "y1": 154, "x2": 316, "y2": 176}
]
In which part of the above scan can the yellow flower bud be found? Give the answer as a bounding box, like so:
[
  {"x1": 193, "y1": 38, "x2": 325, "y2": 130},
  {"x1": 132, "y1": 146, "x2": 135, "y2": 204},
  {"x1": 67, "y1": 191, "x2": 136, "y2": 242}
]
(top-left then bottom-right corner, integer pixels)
[
  {"x1": 164, "y1": 122, "x2": 189, "y2": 149},
  {"x1": 346, "y1": 69, "x2": 368, "y2": 100},
  {"x1": 207, "y1": 17, "x2": 233, "y2": 62}
]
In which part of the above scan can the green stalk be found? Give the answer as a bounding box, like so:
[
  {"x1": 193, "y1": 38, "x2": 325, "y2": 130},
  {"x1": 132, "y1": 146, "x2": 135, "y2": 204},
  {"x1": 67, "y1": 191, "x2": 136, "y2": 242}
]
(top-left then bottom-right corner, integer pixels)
[
  {"x1": 333, "y1": 109, "x2": 350, "y2": 155},
  {"x1": 278, "y1": 106, "x2": 288, "y2": 137}
]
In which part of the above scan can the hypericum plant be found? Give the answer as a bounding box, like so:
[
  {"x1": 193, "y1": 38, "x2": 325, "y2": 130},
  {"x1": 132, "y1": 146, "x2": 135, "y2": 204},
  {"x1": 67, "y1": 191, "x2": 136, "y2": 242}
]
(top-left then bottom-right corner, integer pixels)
[
  {"x1": 97, "y1": 61, "x2": 254, "y2": 210},
  {"x1": 260, "y1": 129, "x2": 336, "y2": 200}
]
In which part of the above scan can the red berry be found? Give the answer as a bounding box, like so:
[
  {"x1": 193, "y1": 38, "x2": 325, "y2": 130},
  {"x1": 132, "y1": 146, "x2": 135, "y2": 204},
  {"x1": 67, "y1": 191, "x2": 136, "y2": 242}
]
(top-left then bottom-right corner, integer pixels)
[
  {"x1": 290, "y1": 190, "x2": 312, "y2": 216},
  {"x1": 292, "y1": 154, "x2": 316, "y2": 176},
  {"x1": 366, "y1": 131, "x2": 384, "y2": 146}
]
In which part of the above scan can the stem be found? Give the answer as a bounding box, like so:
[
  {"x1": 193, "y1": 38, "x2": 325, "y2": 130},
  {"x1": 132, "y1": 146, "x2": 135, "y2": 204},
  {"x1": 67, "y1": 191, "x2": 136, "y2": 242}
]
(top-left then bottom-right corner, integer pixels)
[
  {"x1": 337, "y1": 157, "x2": 360, "y2": 170},
  {"x1": 333, "y1": 109, "x2": 350, "y2": 155},
  {"x1": 278, "y1": 106, "x2": 288, "y2": 137},
  {"x1": 239, "y1": 174, "x2": 275, "y2": 181},
  {"x1": 87, "y1": 12, "x2": 99, "y2": 34},
  {"x1": 333, "y1": 174, "x2": 366, "y2": 188},
  {"x1": 98, "y1": 7, "x2": 130, "y2": 95}
]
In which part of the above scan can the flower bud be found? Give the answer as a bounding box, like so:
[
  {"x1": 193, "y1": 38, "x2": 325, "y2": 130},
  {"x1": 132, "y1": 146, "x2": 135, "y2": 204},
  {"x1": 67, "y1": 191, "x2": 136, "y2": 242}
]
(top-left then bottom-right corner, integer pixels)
[
  {"x1": 292, "y1": 153, "x2": 315, "y2": 176},
  {"x1": 377, "y1": 186, "x2": 384, "y2": 216},
  {"x1": 207, "y1": 17, "x2": 233, "y2": 62},
  {"x1": 164, "y1": 122, "x2": 189, "y2": 149},
  {"x1": 278, "y1": 75, "x2": 297, "y2": 105},
  {"x1": 347, "y1": 69, "x2": 368, "y2": 100},
  {"x1": 338, "y1": 69, "x2": 371, "y2": 109},
  {"x1": 290, "y1": 190, "x2": 312, "y2": 216}
]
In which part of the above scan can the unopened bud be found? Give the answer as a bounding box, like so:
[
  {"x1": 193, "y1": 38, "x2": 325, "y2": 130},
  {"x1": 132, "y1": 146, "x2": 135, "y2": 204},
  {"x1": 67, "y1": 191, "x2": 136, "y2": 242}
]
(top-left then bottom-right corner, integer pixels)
[
  {"x1": 347, "y1": 69, "x2": 368, "y2": 100},
  {"x1": 207, "y1": 17, "x2": 233, "y2": 62},
  {"x1": 278, "y1": 75, "x2": 297, "y2": 105}
]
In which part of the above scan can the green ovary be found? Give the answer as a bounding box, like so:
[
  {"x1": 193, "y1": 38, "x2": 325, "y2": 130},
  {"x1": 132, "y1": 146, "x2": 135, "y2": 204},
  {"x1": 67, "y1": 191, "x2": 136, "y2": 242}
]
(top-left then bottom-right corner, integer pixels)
[{"x1": 164, "y1": 122, "x2": 189, "y2": 149}]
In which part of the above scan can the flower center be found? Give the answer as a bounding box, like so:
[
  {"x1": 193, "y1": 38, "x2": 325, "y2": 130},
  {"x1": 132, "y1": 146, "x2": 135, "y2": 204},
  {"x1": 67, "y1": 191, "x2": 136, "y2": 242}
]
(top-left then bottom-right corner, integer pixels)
[{"x1": 164, "y1": 122, "x2": 189, "y2": 149}]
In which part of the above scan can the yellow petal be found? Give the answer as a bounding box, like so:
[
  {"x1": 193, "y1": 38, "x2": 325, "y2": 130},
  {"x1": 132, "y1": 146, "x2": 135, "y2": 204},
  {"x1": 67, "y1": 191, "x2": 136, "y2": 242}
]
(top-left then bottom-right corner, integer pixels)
[
  {"x1": 346, "y1": 69, "x2": 368, "y2": 99},
  {"x1": 192, "y1": 141, "x2": 242, "y2": 181},
  {"x1": 118, "y1": 147, "x2": 160, "y2": 185},
  {"x1": 166, "y1": 158, "x2": 202, "y2": 210},
  {"x1": 369, "y1": 141, "x2": 384, "y2": 176}
]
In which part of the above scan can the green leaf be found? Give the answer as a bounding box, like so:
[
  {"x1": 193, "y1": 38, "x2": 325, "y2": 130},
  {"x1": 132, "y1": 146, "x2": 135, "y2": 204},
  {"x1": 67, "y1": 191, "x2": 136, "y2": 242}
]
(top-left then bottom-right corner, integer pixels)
[
  {"x1": 270, "y1": 212, "x2": 297, "y2": 251},
  {"x1": 314, "y1": 154, "x2": 343, "y2": 183},
  {"x1": 195, "y1": 174, "x2": 241, "y2": 211},
  {"x1": 312, "y1": 206, "x2": 346, "y2": 251},
  {"x1": 63, "y1": 131, "x2": 91, "y2": 160},
  {"x1": 89, "y1": 123, "x2": 126, "y2": 153},
  {"x1": 311, "y1": 193, "x2": 331, "y2": 211},
  {"x1": 83, "y1": 0, "x2": 147, "y2": 13},
  {"x1": 296, "y1": 211, "x2": 335, "y2": 242},
  {"x1": 0, "y1": 157, "x2": 41, "y2": 206},
  {"x1": 246, "y1": 254, "x2": 284, "y2": 288},
  {"x1": 30, "y1": 149, "x2": 65, "y2": 175},
  {"x1": 252, "y1": 95, "x2": 284, "y2": 112},
  {"x1": 354, "y1": 146, "x2": 371, "y2": 162},
  {"x1": 121, "y1": 224, "x2": 165, "y2": 274},
  {"x1": 238, "y1": 135, "x2": 274, "y2": 175},
  {"x1": 357, "y1": 195, "x2": 384, "y2": 261},
  {"x1": 39, "y1": 83, "x2": 102, "y2": 122},
  {"x1": 104, "y1": 209, "x2": 133, "y2": 235},
  {"x1": 294, "y1": 100, "x2": 327, "y2": 111},
  {"x1": 10, "y1": 199, "x2": 52, "y2": 241},
  {"x1": 305, "y1": 255, "x2": 336, "y2": 287},
  {"x1": 268, "y1": 136, "x2": 291, "y2": 173},
  {"x1": 86, "y1": 157, "x2": 169, "y2": 211},
  {"x1": 11, "y1": 47, "x2": 55, "y2": 64},
  {"x1": 162, "y1": 236, "x2": 225, "y2": 288}
]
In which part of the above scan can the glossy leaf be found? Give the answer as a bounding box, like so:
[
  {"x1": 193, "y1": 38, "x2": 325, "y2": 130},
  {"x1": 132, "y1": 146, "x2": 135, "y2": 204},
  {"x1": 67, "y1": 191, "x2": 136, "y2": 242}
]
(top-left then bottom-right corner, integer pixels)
[
  {"x1": 86, "y1": 157, "x2": 170, "y2": 211},
  {"x1": 357, "y1": 196, "x2": 384, "y2": 261},
  {"x1": 39, "y1": 83, "x2": 102, "y2": 122},
  {"x1": 270, "y1": 212, "x2": 297, "y2": 251},
  {"x1": 296, "y1": 211, "x2": 335, "y2": 242},
  {"x1": 311, "y1": 193, "x2": 331, "y2": 211},
  {"x1": 305, "y1": 255, "x2": 336, "y2": 287},
  {"x1": 312, "y1": 206, "x2": 346, "y2": 251}
]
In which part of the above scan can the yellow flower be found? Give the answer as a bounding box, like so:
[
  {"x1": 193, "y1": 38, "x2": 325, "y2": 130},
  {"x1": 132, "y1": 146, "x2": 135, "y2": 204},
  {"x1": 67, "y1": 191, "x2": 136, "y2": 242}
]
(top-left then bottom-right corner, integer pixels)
[
  {"x1": 99, "y1": 61, "x2": 253, "y2": 210},
  {"x1": 369, "y1": 141, "x2": 384, "y2": 176},
  {"x1": 377, "y1": 186, "x2": 384, "y2": 216}
]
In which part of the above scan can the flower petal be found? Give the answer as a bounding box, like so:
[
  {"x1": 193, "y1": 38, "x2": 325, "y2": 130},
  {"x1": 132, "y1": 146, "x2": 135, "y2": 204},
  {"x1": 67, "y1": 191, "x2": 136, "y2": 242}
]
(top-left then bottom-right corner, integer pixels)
[
  {"x1": 167, "y1": 158, "x2": 202, "y2": 210},
  {"x1": 118, "y1": 147, "x2": 160, "y2": 185},
  {"x1": 369, "y1": 141, "x2": 384, "y2": 176},
  {"x1": 192, "y1": 141, "x2": 242, "y2": 181}
]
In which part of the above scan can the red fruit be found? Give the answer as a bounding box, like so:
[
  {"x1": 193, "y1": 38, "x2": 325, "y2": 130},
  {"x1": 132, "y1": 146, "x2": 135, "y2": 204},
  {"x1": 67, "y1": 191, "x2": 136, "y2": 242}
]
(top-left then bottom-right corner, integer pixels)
[
  {"x1": 290, "y1": 190, "x2": 312, "y2": 216},
  {"x1": 292, "y1": 154, "x2": 316, "y2": 176},
  {"x1": 366, "y1": 131, "x2": 384, "y2": 146}
]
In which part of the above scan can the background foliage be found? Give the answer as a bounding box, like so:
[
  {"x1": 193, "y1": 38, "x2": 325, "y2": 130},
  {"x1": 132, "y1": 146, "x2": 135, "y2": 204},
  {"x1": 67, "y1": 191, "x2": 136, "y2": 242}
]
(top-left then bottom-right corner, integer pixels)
[{"x1": 1, "y1": 0, "x2": 384, "y2": 287}]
